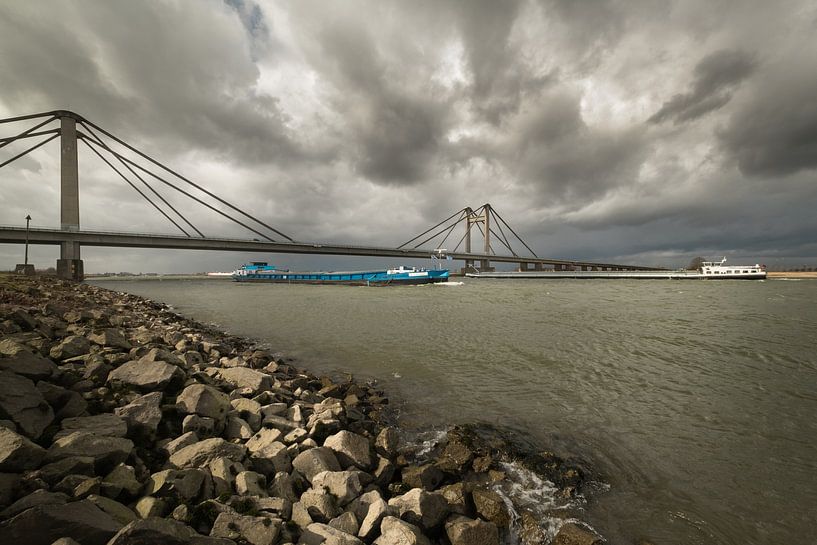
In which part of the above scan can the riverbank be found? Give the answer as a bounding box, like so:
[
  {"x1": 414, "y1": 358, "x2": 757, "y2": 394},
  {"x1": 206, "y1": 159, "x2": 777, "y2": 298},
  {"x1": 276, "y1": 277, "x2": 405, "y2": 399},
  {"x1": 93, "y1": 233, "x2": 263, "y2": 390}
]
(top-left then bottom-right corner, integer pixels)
[{"x1": 0, "y1": 273, "x2": 604, "y2": 545}]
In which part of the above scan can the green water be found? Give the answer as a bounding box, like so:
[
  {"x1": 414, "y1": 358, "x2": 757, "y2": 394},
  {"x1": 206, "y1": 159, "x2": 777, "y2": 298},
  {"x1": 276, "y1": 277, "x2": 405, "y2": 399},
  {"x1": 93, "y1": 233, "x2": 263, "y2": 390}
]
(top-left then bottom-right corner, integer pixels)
[{"x1": 90, "y1": 277, "x2": 817, "y2": 545}]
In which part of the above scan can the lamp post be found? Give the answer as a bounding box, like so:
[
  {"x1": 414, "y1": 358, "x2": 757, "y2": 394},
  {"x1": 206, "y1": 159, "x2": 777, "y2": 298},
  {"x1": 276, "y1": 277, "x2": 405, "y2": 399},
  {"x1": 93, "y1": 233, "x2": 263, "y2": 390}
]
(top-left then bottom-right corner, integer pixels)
[{"x1": 24, "y1": 214, "x2": 31, "y2": 266}]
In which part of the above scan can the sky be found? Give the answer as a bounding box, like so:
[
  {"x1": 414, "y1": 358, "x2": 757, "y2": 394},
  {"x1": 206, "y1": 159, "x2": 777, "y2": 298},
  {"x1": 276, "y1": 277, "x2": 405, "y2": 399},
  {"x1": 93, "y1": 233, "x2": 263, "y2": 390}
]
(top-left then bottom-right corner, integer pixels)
[{"x1": 1, "y1": 0, "x2": 816, "y2": 273}]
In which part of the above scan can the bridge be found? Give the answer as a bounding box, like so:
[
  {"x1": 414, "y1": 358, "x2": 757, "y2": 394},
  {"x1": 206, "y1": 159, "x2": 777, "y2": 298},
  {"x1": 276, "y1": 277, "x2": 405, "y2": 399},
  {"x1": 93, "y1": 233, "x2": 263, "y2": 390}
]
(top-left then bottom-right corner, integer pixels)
[{"x1": 1, "y1": 110, "x2": 662, "y2": 279}]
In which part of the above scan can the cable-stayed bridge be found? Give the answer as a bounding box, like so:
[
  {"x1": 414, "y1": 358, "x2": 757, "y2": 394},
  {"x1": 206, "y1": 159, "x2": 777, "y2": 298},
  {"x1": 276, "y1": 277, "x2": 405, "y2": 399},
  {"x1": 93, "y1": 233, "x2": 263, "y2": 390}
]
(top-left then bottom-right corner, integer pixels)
[{"x1": 1, "y1": 111, "x2": 662, "y2": 279}]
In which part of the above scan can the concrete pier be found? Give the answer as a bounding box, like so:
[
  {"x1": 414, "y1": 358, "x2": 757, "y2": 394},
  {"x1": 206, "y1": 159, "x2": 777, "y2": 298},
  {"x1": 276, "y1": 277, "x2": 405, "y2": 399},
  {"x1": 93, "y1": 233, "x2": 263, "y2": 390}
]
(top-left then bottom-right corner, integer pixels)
[{"x1": 57, "y1": 113, "x2": 83, "y2": 281}]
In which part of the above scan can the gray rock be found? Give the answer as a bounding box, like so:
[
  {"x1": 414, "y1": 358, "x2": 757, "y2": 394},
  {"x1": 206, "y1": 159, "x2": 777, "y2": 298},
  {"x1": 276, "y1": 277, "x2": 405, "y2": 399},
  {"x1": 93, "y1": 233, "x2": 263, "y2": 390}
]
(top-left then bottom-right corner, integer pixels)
[
  {"x1": 86, "y1": 494, "x2": 138, "y2": 525},
  {"x1": 373, "y1": 516, "x2": 431, "y2": 545},
  {"x1": 230, "y1": 398, "x2": 262, "y2": 430},
  {"x1": 249, "y1": 439, "x2": 291, "y2": 476},
  {"x1": 217, "y1": 368, "x2": 271, "y2": 393},
  {"x1": 439, "y1": 482, "x2": 472, "y2": 516},
  {"x1": 36, "y1": 382, "x2": 87, "y2": 420},
  {"x1": 0, "y1": 489, "x2": 69, "y2": 519},
  {"x1": 0, "y1": 350, "x2": 57, "y2": 380},
  {"x1": 49, "y1": 335, "x2": 91, "y2": 360},
  {"x1": 0, "y1": 473, "x2": 20, "y2": 509},
  {"x1": 235, "y1": 471, "x2": 267, "y2": 496},
  {"x1": 292, "y1": 447, "x2": 342, "y2": 482},
  {"x1": 301, "y1": 522, "x2": 364, "y2": 545},
  {"x1": 210, "y1": 512, "x2": 280, "y2": 545},
  {"x1": 291, "y1": 501, "x2": 313, "y2": 529},
  {"x1": 144, "y1": 469, "x2": 178, "y2": 496},
  {"x1": 401, "y1": 464, "x2": 443, "y2": 491},
  {"x1": 245, "y1": 428, "x2": 283, "y2": 453},
  {"x1": 300, "y1": 487, "x2": 340, "y2": 522},
  {"x1": 209, "y1": 457, "x2": 245, "y2": 496},
  {"x1": 108, "y1": 359, "x2": 184, "y2": 391},
  {"x1": 182, "y1": 414, "x2": 216, "y2": 437},
  {"x1": 553, "y1": 522, "x2": 604, "y2": 545},
  {"x1": 55, "y1": 414, "x2": 128, "y2": 440},
  {"x1": 102, "y1": 464, "x2": 142, "y2": 499},
  {"x1": 0, "y1": 370, "x2": 54, "y2": 439},
  {"x1": 134, "y1": 496, "x2": 167, "y2": 519},
  {"x1": 114, "y1": 392, "x2": 163, "y2": 439},
  {"x1": 358, "y1": 497, "x2": 390, "y2": 540},
  {"x1": 0, "y1": 499, "x2": 122, "y2": 545},
  {"x1": 46, "y1": 432, "x2": 134, "y2": 473},
  {"x1": 256, "y1": 496, "x2": 291, "y2": 519},
  {"x1": 373, "y1": 455, "x2": 396, "y2": 489},
  {"x1": 328, "y1": 512, "x2": 360, "y2": 536},
  {"x1": 375, "y1": 427, "x2": 400, "y2": 458},
  {"x1": 445, "y1": 515, "x2": 499, "y2": 545},
  {"x1": 437, "y1": 441, "x2": 474, "y2": 474},
  {"x1": 162, "y1": 431, "x2": 199, "y2": 456},
  {"x1": 30, "y1": 456, "x2": 95, "y2": 486},
  {"x1": 388, "y1": 488, "x2": 449, "y2": 530},
  {"x1": 107, "y1": 516, "x2": 223, "y2": 545},
  {"x1": 0, "y1": 426, "x2": 47, "y2": 471},
  {"x1": 87, "y1": 329, "x2": 132, "y2": 350},
  {"x1": 311, "y1": 470, "x2": 363, "y2": 506},
  {"x1": 270, "y1": 471, "x2": 298, "y2": 503},
  {"x1": 225, "y1": 416, "x2": 254, "y2": 440},
  {"x1": 324, "y1": 431, "x2": 373, "y2": 471},
  {"x1": 168, "y1": 438, "x2": 246, "y2": 469},
  {"x1": 472, "y1": 488, "x2": 510, "y2": 527},
  {"x1": 49, "y1": 538, "x2": 81, "y2": 545},
  {"x1": 176, "y1": 384, "x2": 231, "y2": 421}
]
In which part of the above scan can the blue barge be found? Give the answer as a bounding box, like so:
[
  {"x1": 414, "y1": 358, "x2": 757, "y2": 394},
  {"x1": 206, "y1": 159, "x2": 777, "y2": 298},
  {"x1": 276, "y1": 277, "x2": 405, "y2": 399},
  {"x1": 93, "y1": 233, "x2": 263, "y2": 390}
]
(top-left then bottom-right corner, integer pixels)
[{"x1": 232, "y1": 262, "x2": 450, "y2": 285}]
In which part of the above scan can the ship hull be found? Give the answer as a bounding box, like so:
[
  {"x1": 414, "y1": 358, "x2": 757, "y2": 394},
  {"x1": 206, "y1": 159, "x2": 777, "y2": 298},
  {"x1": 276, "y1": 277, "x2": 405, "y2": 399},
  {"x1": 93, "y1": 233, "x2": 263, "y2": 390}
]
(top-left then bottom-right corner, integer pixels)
[{"x1": 233, "y1": 269, "x2": 450, "y2": 285}]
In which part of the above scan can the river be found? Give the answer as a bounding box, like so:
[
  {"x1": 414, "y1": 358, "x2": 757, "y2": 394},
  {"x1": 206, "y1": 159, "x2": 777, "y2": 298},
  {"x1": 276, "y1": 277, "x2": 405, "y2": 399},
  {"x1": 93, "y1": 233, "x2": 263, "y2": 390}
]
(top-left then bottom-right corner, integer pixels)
[{"x1": 89, "y1": 276, "x2": 817, "y2": 545}]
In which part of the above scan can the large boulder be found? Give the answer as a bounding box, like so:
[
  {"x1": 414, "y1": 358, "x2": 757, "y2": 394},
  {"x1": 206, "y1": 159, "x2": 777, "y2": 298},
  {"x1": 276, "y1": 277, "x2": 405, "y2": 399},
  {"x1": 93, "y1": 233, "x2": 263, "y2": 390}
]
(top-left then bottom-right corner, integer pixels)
[
  {"x1": 0, "y1": 349, "x2": 57, "y2": 380},
  {"x1": 388, "y1": 488, "x2": 449, "y2": 531},
  {"x1": 311, "y1": 470, "x2": 363, "y2": 506},
  {"x1": 210, "y1": 511, "x2": 280, "y2": 545},
  {"x1": 107, "y1": 516, "x2": 231, "y2": 545},
  {"x1": 0, "y1": 426, "x2": 46, "y2": 471},
  {"x1": 445, "y1": 515, "x2": 499, "y2": 545},
  {"x1": 292, "y1": 447, "x2": 342, "y2": 482},
  {"x1": 300, "y1": 522, "x2": 364, "y2": 545},
  {"x1": 168, "y1": 438, "x2": 246, "y2": 469},
  {"x1": 0, "y1": 489, "x2": 69, "y2": 519},
  {"x1": 472, "y1": 489, "x2": 510, "y2": 527},
  {"x1": 46, "y1": 431, "x2": 134, "y2": 473},
  {"x1": 217, "y1": 368, "x2": 272, "y2": 393},
  {"x1": 0, "y1": 370, "x2": 54, "y2": 439},
  {"x1": 49, "y1": 335, "x2": 91, "y2": 360},
  {"x1": 87, "y1": 329, "x2": 132, "y2": 350},
  {"x1": 114, "y1": 392, "x2": 163, "y2": 439},
  {"x1": 176, "y1": 384, "x2": 231, "y2": 421},
  {"x1": 373, "y1": 516, "x2": 431, "y2": 545},
  {"x1": 323, "y1": 431, "x2": 373, "y2": 470},
  {"x1": 56, "y1": 413, "x2": 128, "y2": 439},
  {"x1": 553, "y1": 523, "x2": 604, "y2": 545},
  {"x1": 0, "y1": 499, "x2": 122, "y2": 545},
  {"x1": 108, "y1": 360, "x2": 184, "y2": 391}
]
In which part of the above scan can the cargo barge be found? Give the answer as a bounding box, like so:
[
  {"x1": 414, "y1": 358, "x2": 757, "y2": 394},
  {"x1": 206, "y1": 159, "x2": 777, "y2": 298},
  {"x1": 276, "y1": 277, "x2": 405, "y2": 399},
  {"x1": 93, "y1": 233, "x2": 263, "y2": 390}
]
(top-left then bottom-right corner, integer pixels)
[{"x1": 232, "y1": 262, "x2": 450, "y2": 285}]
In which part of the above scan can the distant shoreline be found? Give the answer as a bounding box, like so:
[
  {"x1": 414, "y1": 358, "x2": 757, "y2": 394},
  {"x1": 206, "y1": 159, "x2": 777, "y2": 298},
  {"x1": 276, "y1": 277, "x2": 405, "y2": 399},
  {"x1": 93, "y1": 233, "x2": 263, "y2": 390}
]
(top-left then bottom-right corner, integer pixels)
[{"x1": 767, "y1": 272, "x2": 817, "y2": 279}]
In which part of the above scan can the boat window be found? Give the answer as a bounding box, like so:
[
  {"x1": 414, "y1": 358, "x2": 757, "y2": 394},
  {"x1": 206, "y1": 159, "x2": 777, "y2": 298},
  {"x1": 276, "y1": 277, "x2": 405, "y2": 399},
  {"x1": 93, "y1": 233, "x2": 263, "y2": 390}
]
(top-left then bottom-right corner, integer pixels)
[{"x1": 743, "y1": 270, "x2": 748, "y2": 273}]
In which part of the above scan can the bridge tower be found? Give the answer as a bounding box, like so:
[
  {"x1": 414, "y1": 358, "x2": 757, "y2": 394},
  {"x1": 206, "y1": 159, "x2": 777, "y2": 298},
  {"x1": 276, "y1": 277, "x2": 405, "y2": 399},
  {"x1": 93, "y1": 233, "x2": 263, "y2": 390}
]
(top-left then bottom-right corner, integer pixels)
[
  {"x1": 56, "y1": 111, "x2": 83, "y2": 281},
  {"x1": 462, "y1": 204, "x2": 495, "y2": 273}
]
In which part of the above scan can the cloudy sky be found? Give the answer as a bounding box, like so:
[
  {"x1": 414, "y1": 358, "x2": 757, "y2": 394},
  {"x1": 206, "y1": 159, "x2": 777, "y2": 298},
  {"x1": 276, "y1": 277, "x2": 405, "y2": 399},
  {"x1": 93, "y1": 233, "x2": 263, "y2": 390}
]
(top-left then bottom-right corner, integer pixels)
[{"x1": 1, "y1": 0, "x2": 816, "y2": 273}]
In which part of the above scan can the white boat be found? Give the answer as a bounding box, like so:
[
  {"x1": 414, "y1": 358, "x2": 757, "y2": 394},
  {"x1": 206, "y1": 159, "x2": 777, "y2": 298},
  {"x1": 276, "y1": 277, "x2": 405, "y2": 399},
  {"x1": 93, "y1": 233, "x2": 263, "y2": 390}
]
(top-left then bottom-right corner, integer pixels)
[{"x1": 698, "y1": 258, "x2": 766, "y2": 279}]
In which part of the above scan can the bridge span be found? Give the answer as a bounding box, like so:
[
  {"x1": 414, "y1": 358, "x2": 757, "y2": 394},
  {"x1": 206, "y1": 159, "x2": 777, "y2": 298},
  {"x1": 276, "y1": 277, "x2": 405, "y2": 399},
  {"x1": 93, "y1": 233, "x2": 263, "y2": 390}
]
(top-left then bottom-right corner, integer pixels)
[{"x1": 0, "y1": 226, "x2": 661, "y2": 273}]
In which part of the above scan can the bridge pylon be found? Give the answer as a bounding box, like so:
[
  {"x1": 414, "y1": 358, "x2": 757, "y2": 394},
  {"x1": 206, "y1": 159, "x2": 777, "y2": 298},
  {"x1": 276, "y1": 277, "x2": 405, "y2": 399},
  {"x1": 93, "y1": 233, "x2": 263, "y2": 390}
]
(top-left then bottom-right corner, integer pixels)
[{"x1": 57, "y1": 112, "x2": 83, "y2": 281}]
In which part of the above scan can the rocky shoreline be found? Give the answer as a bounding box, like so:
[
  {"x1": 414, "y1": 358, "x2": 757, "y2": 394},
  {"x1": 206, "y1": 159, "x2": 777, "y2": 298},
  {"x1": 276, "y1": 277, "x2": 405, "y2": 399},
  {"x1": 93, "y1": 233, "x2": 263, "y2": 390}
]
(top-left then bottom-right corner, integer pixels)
[{"x1": 0, "y1": 274, "x2": 604, "y2": 545}]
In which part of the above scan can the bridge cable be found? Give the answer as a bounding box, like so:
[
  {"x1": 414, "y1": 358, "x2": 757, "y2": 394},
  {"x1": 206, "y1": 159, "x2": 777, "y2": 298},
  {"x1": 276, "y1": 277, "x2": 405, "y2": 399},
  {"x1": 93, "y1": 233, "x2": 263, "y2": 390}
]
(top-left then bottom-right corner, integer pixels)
[
  {"x1": 79, "y1": 134, "x2": 281, "y2": 243},
  {"x1": 488, "y1": 206, "x2": 538, "y2": 258},
  {"x1": 407, "y1": 210, "x2": 469, "y2": 249},
  {"x1": 0, "y1": 116, "x2": 58, "y2": 151},
  {"x1": 0, "y1": 111, "x2": 59, "y2": 125},
  {"x1": 396, "y1": 208, "x2": 467, "y2": 249},
  {"x1": 80, "y1": 124, "x2": 204, "y2": 237},
  {"x1": 434, "y1": 218, "x2": 465, "y2": 251},
  {"x1": 0, "y1": 133, "x2": 60, "y2": 169},
  {"x1": 81, "y1": 118, "x2": 293, "y2": 242},
  {"x1": 79, "y1": 138, "x2": 192, "y2": 237},
  {"x1": 488, "y1": 210, "x2": 518, "y2": 256},
  {"x1": 0, "y1": 128, "x2": 60, "y2": 146}
]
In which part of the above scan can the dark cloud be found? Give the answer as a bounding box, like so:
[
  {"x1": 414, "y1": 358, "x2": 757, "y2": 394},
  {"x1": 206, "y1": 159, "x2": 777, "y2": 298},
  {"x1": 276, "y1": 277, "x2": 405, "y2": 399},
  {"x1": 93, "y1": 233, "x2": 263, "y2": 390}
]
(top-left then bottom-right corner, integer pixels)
[{"x1": 649, "y1": 49, "x2": 757, "y2": 124}]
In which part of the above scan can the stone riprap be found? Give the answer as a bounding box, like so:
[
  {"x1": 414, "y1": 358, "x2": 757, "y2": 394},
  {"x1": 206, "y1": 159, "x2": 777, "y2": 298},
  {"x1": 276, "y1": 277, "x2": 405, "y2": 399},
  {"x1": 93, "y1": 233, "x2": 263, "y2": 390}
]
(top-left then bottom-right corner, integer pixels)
[{"x1": 0, "y1": 274, "x2": 603, "y2": 545}]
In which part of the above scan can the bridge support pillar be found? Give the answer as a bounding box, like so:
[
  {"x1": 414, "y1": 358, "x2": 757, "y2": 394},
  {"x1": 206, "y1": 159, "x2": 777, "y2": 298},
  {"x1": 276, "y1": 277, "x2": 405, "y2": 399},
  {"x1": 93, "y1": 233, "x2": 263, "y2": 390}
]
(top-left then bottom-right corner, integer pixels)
[
  {"x1": 479, "y1": 259, "x2": 494, "y2": 272},
  {"x1": 58, "y1": 114, "x2": 83, "y2": 281}
]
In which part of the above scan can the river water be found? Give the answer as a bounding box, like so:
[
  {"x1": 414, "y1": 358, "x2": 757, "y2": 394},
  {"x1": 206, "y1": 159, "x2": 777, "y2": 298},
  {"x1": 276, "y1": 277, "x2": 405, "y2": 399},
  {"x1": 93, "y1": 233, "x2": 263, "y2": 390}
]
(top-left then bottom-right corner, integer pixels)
[{"x1": 89, "y1": 277, "x2": 817, "y2": 545}]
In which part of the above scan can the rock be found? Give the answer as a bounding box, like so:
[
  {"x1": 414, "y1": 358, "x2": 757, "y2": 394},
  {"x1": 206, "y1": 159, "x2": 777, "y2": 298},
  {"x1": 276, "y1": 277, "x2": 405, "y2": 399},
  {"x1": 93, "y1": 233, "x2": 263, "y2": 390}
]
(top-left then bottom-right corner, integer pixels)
[
  {"x1": 49, "y1": 538, "x2": 81, "y2": 545},
  {"x1": 169, "y1": 438, "x2": 246, "y2": 469},
  {"x1": 107, "y1": 517, "x2": 222, "y2": 545},
  {"x1": 373, "y1": 516, "x2": 431, "y2": 545},
  {"x1": 328, "y1": 512, "x2": 360, "y2": 535},
  {"x1": 0, "y1": 350, "x2": 57, "y2": 380},
  {"x1": 375, "y1": 427, "x2": 400, "y2": 458},
  {"x1": 73, "y1": 476, "x2": 103, "y2": 498},
  {"x1": 472, "y1": 489, "x2": 510, "y2": 527},
  {"x1": 209, "y1": 457, "x2": 245, "y2": 496},
  {"x1": 439, "y1": 483, "x2": 472, "y2": 516},
  {"x1": 269, "y1": 471, "x2": 298, "y2": 502},
  {"x1": 0, "y1": 499, "x2": 122, "y2": 545},
  {"x1": 163, "y1": 431, "x2": 200, "y2": 456},
  {"x1": 388, "y1": 488, "x2": 449, "y2": 531},
  {"x1": 235, "y1": 471, "x2": 267, "y2": 496},
  {"x1": 373, "y1": 455, "x2": 396, "y2": 488},
  {"x1": 49, "y1": 335, "x2": 90, "y2": 360},
  {"x1": 102, "y1": 464, "x2": 142, "y2": 499},
  {"x1": 445, "y1": 515, "x2": 499, "y2": 545},
  {"x1": 0, "y1": 370, "x2": 54, "y2": 439},
  {"x1": 246, "y1": 430, "x2": 290, "y2": 476},
  {"x1": 176, "y1": 384, "x2": 231, "y2": 421},
  {"x1": 144, "y1": 469, "x2": 177, "y2": 496},
  {"x1": 182, "y1": 414, "x2": 216, "y2": 437},
  {"x1": 83, "y1": 358, "x2": 112, "y2": 383},
  {"x1": 358, "y1": 497, "x2": 390, "y2": 540},
  {"x1": 0, "y1": 426, "x2": 47, "y2": 471},
  {"x1": 324, "y1": 431, "x2": 373, "y2": 471},
  {"x1": 87, "y1": 329, "x2": 131, "y2": 350},
  {"x1": 217, "y1": 368, "x2": 271, "y2": 393},
  {"x1": 245, "y1": 428, "x2": 283, "y2": 453},
  {"x1": 36, "y1": 382, "x2": 87, "y2": 420},
  {"x1": 0, "y1": 473, "x2": 21, "y2": 509},
  {"x1": 401, "y1": 464, "x2": 443, "y2": 491},
  {"x1": 292, "y1": 447, "x2": 342, "y2": 482},
  {"x1": 291, "y1": 501, "x2": 313, "y2": 529},
  {"x1": 311, "y1": 470, "x2": 363, "y2": 506},
  {"x1": 225, "y1": 416, "x2": 254, "y2": 440},
  {"x1": 230, "y1": 398, "x2": 262, "y2": 430},
  {"x1": 108, "y1": 360, "x2": 184, "y2": 391},
  {"x1": 46, "y1": 432, "x2": 134, "y2": 473},
  {"x1": 55, "y1": 413, "x2": 127, "y2": 440},
  {"x1": 173, "y1": 469, "x2": 209, "y2": 502},
  {"x1": 134, "y1": 496, "x2": 167, "y2": 518},
  {"x1": 114, "y1": 392, "x2": 163, "y2": 439},
  {"x1": 86, "y1": 494, "x2": 138, "y2": 525},
  {"x1": 210, "y1": 512, "x2": 280, "y2": 545},
  {"x1": 437, "y1": 441, "x2": 473, "y2": 473},
  {"x1": 300, "y1": 487, "x2": 340, "y2": 522},
  {"x1": 301, "y1": 522, "x2": 364, "y2": 545},
  {"x1": 0, "y1": 489, "x2": 69, "y2": 519},
  {"x1": 256, "y1": 496, "x2": 291, "y2": 519},
  {"x1": 553, "y1": 523, "x2": 604, "y2": 545},
  {"x1": 31, "y1": 456, "x2": 95, "y2": 485}
]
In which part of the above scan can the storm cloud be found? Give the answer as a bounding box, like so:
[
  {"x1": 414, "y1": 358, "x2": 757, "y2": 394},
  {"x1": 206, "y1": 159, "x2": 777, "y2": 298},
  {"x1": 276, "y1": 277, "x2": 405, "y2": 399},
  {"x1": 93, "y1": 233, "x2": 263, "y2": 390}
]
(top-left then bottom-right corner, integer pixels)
[{"x1": 1, "y1": 0, "x2": 816, "y2": 272}]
